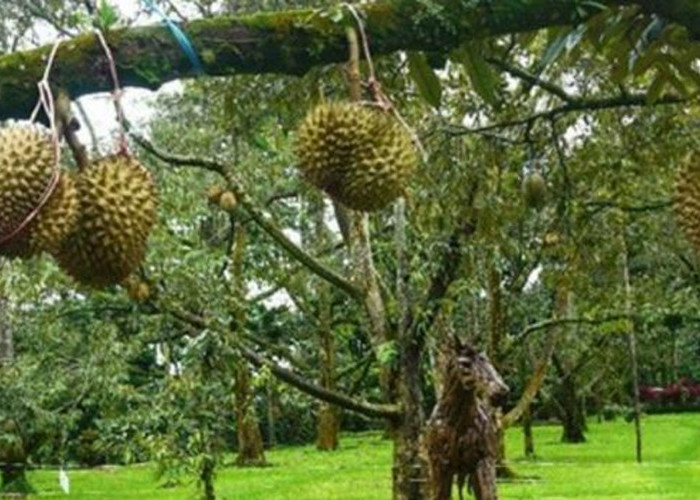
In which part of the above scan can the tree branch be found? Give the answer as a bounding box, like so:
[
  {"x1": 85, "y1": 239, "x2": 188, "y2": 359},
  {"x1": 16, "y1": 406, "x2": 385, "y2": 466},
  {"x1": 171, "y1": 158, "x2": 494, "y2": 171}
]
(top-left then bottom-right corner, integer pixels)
[
  {"x1": 132, "y1": 133, "x2": 365, "y2": 301},
  {"x1": 486, "y1": 57, "x2": 574, "y2": 103},
  {"x1": 448, "y1": 93, "x2": 689, "y2": 135},
  {"x1": 166, "y1": 305, "x2": 400, "y2": 419},
  {"x1": 1, "y1": 0, "x2": 698, "y2": 120}
]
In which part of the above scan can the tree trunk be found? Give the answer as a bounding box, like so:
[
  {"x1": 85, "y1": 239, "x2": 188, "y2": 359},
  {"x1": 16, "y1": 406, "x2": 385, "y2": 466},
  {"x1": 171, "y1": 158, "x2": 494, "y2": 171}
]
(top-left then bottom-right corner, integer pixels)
[
  {"x1": 231, "y1": 227, "x2": 266, "y2": 467},
  {"x1": 234, "y1": 363, "x2": 266, "y2": 467},
  {"x1": 266, "y1": 380, "x2": 277, "y2": 449},
  {"x1": 392, "y1": 198, "x2": 427, "y2": 500},
  {"x1": 621, "y1": 224, "x2": 642, "y2": 463},
  {"x1": 556, "y1": 372, "x2": 587, "y2": 443},
  {"x1": 392, "y1": 338, "x2": 427, "y2": 500},
  {"x1": 488, "y1": 263, "x2": 515, "y2": 479},
  {"x1": 522, "y1": 405, "x2": 535, "y2": 458},
  {"x1": 315, "y1": 198, "x2": 340, "y2": 451},
  {"x1": 199, "y1": 455, "x2": 216, "y2": 500}
]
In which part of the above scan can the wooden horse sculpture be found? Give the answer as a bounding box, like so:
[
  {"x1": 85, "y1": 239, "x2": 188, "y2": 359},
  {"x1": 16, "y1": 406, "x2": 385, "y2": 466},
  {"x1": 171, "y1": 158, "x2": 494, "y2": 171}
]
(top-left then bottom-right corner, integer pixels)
[{"x1": 423, "y1": 338, "x2": 509, "y2": 500}]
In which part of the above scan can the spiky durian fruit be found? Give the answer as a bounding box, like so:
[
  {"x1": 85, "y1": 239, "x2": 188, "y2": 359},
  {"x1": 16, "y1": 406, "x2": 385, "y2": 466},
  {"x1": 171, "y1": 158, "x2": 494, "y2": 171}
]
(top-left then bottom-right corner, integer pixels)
[
  {"x1": 295, "y1": 102, "x2": 417, "y2": 211},
  {"x1": 673, "y1": 155, "x2": 700, "y2": 253},
  {"x1": 1, "y1": 174, "x2": 79, "y2": 259},
  {"x1": 523, "y1": 172, "x2": 546, "y2": 210},
  {"x1": 55, "y1": 155, "x2": 158, "y2": 288},
  {"x1": 0, "y1": 124, "x2": 68, "y2": 258}
]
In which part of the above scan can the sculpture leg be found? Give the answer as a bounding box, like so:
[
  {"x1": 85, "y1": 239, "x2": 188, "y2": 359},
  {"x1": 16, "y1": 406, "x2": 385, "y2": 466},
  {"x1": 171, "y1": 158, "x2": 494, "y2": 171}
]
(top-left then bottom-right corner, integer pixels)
[{"x1": 471, "y1": 458, "x2": 498, "y2": 500}]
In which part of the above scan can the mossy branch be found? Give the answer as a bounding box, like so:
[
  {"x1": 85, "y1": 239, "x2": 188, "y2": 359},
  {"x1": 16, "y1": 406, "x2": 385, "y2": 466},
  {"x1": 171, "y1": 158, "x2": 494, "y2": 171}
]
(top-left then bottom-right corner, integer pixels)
[{"x1": 1, "y1": 0, "x2": 698, "y2": 121}]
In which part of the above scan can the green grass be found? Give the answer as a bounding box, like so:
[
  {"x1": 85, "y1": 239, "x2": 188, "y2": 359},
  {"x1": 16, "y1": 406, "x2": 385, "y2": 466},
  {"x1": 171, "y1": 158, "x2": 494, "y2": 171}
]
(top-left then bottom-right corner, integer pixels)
[{"x1": 22, "y1": 413, "x2": 700, "y2": 499}]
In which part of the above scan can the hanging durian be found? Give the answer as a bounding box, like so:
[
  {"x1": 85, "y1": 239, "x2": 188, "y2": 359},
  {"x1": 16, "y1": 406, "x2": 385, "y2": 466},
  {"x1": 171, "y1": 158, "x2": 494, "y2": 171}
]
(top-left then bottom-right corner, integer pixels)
[
  {"x1": 673, "y1": 154, "x2": 700, "y2": 253},
  {"x1": 55, "y1": 154, "x2": 158, "y2": 288},
  {"x1": 295, "y1": 102, "x2": 417, "y2": 211},
  {"x1": 218, "y1": 191, "x2": 237, "y2": 212},
  {"x1": 522, "y1": 172, "x2": 546, "y2": 210},
  {"x1": 0, "y1": 124, "x2": 78, "y2": 259},
  {"x1": 207, "y1": 184, "x2": 224, "y2": 204},
  {"x1": 124, "y1": 277, "x2": 151, "y2": 302}
]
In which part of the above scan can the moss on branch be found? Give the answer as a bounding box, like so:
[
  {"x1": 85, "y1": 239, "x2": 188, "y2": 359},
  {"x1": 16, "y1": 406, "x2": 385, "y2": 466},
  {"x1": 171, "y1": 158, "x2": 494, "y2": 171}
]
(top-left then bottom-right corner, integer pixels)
[{"x1": 0, "y1": 0, "x2": 698, "y2": 120}]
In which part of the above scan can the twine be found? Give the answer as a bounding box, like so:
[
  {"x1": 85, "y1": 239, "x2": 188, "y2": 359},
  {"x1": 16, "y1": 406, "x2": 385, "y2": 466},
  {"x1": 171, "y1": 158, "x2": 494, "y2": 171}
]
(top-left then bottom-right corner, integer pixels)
[
  {"x1": 342, "y1": 4, "x2": 427, "y2": 162},
  {"x1": 95, "y1": 29, "x2": 129, "y2": 155},
  {"x1": 0, "y1": 39, "x2": 64, "y2": 247}
]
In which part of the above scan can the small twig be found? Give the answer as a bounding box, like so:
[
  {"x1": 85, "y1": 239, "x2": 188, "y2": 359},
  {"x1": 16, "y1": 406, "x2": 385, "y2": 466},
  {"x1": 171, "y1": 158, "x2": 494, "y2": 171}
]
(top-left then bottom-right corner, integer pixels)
[
  {"x1": 486, "y1": 57, "x2": 574, "y2": 103},
  {"x1": 450, "y1": 93, "x2": 689, "y2": 135}
]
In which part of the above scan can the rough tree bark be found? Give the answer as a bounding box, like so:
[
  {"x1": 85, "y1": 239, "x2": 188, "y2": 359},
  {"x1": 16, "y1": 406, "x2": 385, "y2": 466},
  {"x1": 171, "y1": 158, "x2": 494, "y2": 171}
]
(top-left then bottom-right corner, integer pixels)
[
  {"x1": 0, "y1": 1, "x2": 698, "y2": 121},
  {"x1": 553, "y1": 355, "x2": 587, "y2": 444},
  {"x1": 314, "y1": 199, "x2": 340, "y2": 451},
  {"x1": 231, "y1": 227, "x2": 266, "y2": 467}
]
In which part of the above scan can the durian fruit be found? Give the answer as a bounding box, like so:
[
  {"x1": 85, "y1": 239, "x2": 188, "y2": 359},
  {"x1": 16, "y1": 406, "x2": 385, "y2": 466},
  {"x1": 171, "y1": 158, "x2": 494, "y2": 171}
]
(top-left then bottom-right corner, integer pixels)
[
  {"x1": 124, "y1": 277, "x2": 151, "y2": 302},
  {"x1": 218, "y1": 191, "x2": 237, "y2": 212},
  {"x1": 207, "y1": 184, "x2": 224, "y2": 204},
  {"x1": 55, "y1": 155, "x2": 158, "y2": 288},
  {"x1": 0, "y1": 124, "x2": 78, "y2": 259},
  {"x1": 522, "y1": 172, "x2": 546, "y2": 210},
  {"x1": 2, "y1": 174, "x2": 80, "y2": 259},
  {"x1": 673, "y1": 155, "x2": 700, "y2": 253},
  {"x1": 295, "y1": 102, "x2": 417, "y2": 211}
]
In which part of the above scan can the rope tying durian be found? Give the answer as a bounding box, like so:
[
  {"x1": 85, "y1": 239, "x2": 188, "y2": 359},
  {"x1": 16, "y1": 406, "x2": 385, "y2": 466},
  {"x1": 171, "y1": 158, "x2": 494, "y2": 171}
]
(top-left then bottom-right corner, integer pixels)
[
  {"x1": 0, "y1": 39, "x2": 63, "y2": 248},
  {"x1": 342, "y1": 3, "x2": 426, "y2": 161},
  {"x1": 95, "y1": 29, "x2": 129, "y2": 155}
]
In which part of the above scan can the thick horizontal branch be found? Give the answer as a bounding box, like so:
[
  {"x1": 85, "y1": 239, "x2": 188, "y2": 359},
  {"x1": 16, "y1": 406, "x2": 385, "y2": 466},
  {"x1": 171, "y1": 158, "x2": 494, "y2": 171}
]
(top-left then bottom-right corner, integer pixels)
[
  {"x1": 133, "y1": 133, "x2": 365, "y2": 301},
  {"x1": 1, "y1": 0, "x2": 698, "y2": 120}
]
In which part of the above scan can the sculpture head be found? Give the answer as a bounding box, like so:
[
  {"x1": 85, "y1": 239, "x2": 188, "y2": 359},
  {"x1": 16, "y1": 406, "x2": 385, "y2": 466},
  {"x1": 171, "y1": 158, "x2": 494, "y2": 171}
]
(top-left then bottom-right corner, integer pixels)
[{"x1": 453, "y1": 337, "x2": 509, "y2": 407}]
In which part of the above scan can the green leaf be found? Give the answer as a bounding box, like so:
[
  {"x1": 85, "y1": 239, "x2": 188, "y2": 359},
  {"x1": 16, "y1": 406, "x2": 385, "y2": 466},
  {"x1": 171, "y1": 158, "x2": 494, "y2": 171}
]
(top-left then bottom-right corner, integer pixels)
[
  {"x1": 406, "y1": 52, "x2": 442, "y2": 109},
  {"x1": 451, "y1": 44, "x2": 499, "y2": 107},
  {"x1": 377, "y1": 341, "x2": 398, "y2": 366},
  {"x1": 96, "y1": 0, "x2": 119, "y2": 31},
  {"x1": 646, "y1": 71, "x2": 667, "y2": 104}
]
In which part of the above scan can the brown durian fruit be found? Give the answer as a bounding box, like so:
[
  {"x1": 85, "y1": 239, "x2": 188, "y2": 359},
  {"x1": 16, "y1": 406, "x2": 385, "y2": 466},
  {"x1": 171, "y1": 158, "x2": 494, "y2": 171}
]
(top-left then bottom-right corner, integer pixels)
[
  {"x1": 218, "y1": 191, "x2": 237, "y2": 212},
  {"x1": 55, "y1": 155, "x2": 158, "y2": 288},
  {"x1": 295, "y1": 102, "x2": 417, "y2": 211},
  {"x1": 673, "y1": 155, "x2": 700, "y2": 253},
  {"x1": 522, "y1": 172, "x2": 546, "y2": 210},
  {"x1": 124, "y1": 277, "x2": 151, "y2": 302},
  {"x1": 0, "y1": 124, "x2": 77, "y2": 259},
  {"x1": 207, "y1": 184, "x2": 224, "y2": 204}
]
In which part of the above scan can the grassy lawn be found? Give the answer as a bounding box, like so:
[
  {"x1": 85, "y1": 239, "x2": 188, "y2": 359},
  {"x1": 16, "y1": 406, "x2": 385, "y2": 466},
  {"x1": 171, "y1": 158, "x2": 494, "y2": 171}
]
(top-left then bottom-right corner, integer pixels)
[{"x1": 23, "y1": 413, "x2": 700, "y2": 499}]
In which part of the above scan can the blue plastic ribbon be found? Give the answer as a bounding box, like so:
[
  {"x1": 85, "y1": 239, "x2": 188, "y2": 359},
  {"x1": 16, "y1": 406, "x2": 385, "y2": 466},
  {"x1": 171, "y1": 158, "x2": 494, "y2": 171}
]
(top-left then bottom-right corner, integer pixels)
[{"x1": 142, "y1": 0, "x2": 204, "y2": 74}]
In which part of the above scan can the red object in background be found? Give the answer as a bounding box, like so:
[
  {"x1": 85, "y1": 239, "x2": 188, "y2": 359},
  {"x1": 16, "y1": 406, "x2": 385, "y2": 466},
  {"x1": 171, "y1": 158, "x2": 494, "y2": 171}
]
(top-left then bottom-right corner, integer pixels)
[{"x1": 639, "y1": 379, "x2": 700, "y2": 404}]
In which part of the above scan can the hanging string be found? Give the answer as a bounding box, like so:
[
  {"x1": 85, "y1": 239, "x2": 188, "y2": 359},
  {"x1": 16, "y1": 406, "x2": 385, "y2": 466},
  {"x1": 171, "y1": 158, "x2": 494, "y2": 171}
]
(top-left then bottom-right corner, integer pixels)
[
  {"x1": 95, "y1": 29, "x2": 129, "y2": 155},
  {"x1": 0, "y1": 39, "x2": 64, "y2": 247},
  {"x1": 342, "y1": 3, "x2": 427, "y2": 162},
  {"x1": 142, "y1": 0, "x2": 204, "y2": 74}
]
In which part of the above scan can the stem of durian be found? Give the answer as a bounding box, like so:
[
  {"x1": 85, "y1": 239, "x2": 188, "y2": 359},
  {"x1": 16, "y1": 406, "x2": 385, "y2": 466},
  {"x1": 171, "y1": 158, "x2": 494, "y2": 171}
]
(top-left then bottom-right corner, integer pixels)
[
  {"x1": 345, "y1": 27, "x2": 362, "y2": 103},
  {"x1": 55, "y1": 89, "x2": 91, "y2": 170}
]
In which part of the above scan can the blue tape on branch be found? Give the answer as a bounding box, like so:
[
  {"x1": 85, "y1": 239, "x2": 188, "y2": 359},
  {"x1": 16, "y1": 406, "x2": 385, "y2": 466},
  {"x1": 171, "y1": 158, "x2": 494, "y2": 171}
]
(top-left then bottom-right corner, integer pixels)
[{"x1": 142, "y1": 0, "x2": 204, "y2": 74}]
